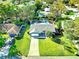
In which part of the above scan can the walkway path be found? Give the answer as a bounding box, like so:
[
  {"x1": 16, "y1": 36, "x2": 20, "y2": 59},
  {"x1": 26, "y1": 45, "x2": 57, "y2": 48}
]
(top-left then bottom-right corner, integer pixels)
[{"x1": 28, "y1": 37, "x2": 39, "y2": 56}]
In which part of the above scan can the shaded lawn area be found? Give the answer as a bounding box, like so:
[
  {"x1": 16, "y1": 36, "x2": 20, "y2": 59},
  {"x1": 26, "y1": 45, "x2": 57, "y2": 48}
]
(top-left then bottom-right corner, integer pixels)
[
  {"x1": 15, "y1": 25, "x2": 31, "y2": 56},
  {"x1": 39, "y1": 37, "x2": 77, "y2": 56}
]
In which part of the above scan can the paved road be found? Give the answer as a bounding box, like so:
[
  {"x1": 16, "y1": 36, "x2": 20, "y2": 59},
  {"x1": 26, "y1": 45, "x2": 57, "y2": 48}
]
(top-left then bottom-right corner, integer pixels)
[
  {"x1": 22, "y1": 56, "x2": 79, "y2": 59},
  {"x1": 28, "y1": 37, "x2": 39, "y2": 56}
]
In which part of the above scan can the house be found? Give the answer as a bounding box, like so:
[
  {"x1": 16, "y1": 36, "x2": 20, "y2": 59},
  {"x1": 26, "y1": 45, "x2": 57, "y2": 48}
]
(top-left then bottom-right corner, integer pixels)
[
  {"x1": 38, "y1": 7, "x2": 50, "y2": 17},
  {"x1": 0, "y1": 24, "x2": 20, "y2": 37},
  {"x1": 29, "y1": 20, "x2": 55, "y2": 38},
  {"x1": 65, "y1": 5, "x2": 79, "y2": 13},
  {"x1": 61, "y1": 5, "x2": 79, "y2": 20},
  {"x1": 44, "y1": 7, "x2": 50, "y2": 15},
  {"x1": 44, "y1": 7, "x2": 50, "y2": 12}
]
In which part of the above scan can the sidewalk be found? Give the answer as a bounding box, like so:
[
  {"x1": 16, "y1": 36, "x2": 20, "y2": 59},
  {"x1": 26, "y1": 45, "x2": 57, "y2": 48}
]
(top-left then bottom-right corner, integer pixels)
[{"x1": 22, "y1": 56, "x2": 79, "y2": 59}]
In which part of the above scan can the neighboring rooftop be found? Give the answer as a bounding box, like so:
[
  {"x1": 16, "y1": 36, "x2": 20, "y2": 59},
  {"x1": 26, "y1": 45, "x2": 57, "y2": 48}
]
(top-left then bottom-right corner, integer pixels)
[
  {"x1": 65, "y1": 5, "x2": 79, "y2": 12},
  {"x1": 0, "y1": 24, "x2": 20, "y2": 35}
]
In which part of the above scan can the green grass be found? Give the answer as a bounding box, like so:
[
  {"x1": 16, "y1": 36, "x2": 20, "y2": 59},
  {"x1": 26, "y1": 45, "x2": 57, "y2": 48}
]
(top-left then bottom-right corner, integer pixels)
[
  {"x1": 39, "y1": 37, "x2": 77, "y2": 56},
  {"x1": 15, "y1": 25, "x2": 31, "y2": 56},
  {"x1": 1, "y1": 34, "x2": 9, "y2": 39}
]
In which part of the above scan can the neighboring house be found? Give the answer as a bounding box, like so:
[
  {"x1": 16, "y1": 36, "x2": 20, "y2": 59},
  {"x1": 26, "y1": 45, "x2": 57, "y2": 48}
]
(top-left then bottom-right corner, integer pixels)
[
  {"x1": 38, "y1": 7, "x2": 50, "y2": 17},
  {"x1": 29, "y1": 20, "x2": 55, "y2": 38},
  {"x1": 65, "y1": 5, "x2": 79, "y2": 12},
  {"x1": 62, "y1": 5, "x2": 79, "y2": 20},
  {"x1": 44, "y1": 7, "x2": 50, "y2": 12},
  {"x1": 0, "y1": 24, "x2": 20, "y2": 36},
  {"x1": 44, "y1": 7, "x2": 50, "y2": 15}
]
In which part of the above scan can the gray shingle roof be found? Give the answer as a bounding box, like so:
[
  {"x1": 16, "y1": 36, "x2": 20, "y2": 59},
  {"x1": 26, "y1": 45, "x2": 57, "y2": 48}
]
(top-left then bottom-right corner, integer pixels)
[
  {"x1": 30, "y1": 23, "x2": 55, "y2": 33},
  {"x1": 0, "y1": 24, "x2": 20, "y2": 34}
]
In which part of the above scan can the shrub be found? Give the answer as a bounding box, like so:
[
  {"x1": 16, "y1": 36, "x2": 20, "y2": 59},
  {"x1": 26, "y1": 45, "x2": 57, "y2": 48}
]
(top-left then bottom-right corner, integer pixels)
[
  {"x1": 0, "y1": 37, "x2": 5, "y2": 48},
  {"x1": 53, "y1": 38, "x2": 61, "y2": 44},
  {"x1": 9, "y1": 45, "x2": 20, "y2": 56},
  {"x1": 65, "y1": 10, "x2": 74, "y2": 15},
  {"x1": 46, "y1": 31, "x2": 54, "y2": 38}
]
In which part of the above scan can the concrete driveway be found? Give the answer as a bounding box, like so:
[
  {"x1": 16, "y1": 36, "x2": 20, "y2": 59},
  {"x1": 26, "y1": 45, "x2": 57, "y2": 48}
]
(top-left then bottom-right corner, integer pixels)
[{"x1": 28, "y1": 37, "x2": 39, "y2": 56}]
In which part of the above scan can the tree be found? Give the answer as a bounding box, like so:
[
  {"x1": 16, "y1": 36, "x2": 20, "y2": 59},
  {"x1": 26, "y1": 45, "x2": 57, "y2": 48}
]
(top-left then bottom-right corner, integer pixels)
[
  {"x1": 50, "y1": 0, "x2": 66, "y2": 17},
  {"x1": 63, "y1": 0, "x2": 69, "y2": 4},
  {"x1": 35, "y1": 0, "x2": 42, "y2": 10},
  {"x1": 19, "y1": 3, "x2": 36, "y2": 20},
  {"x1": 9, "y1": 45, "x2": 20, "y2": 56},
  {"x1": 63, "y1": 20, "x2": 75, "y2": 40},
  {"x1": 35, "y1": 0, "x2": 43, "y2": 16},
  {"x1": 73, "y1": 17, "x2": 79, "y2": 37},
  {"x1": 42, "y1": 0, "x2": 54, "y2": 4},
  {"x1": 69, "y1": 0, "x2": 79, "y2": 6},
  {"x1": 0, "y1": 37, "x2": 5, "y2": 48},
  {"x1": 63, "y1": 17, "x2": 79, "y2": 40},
  {"x1": 0, "y1": 2, "x2": 18, "y2": 22},
  {"x1": 46, "y1": 0, "x2": 67, "y2": 23}
]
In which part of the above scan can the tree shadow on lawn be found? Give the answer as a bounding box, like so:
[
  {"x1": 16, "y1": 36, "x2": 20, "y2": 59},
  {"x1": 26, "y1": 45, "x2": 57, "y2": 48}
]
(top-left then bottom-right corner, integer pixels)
[
  {"x1": 51, "y1": 35, "x2": 62, "y2": 44},
  {"x1": 64, "y1": 45, "x2": 77, "y2": 54},
  {"x1": 50, "y1": 33, "x2": 78, "y2": 55},
  {"x1": 51, "y1": 36, "x2": 77, "y2": 55}
]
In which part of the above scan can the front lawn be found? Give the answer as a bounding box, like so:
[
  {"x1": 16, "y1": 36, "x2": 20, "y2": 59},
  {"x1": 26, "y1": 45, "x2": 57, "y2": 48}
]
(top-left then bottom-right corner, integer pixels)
[
  {"x1": 15, "y1": 25, "x2": 31, "y2": 56},
  {"x1": 39, "y1": 37, "x2": 77, "y2": 56}
]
